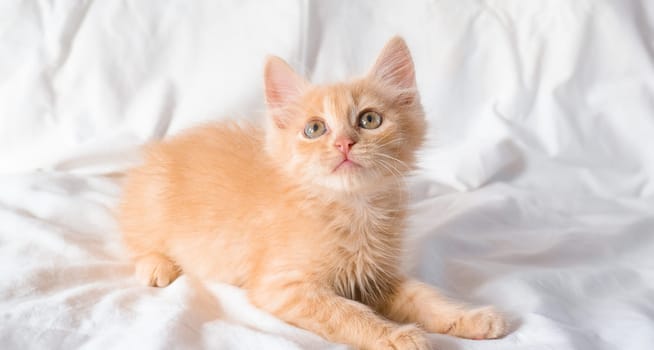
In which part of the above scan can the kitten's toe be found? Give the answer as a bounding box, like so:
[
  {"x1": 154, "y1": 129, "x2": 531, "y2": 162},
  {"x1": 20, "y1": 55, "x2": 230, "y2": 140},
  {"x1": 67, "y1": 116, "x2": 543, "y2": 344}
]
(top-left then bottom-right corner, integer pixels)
[
  {"x1": 449, "y1": 306, "x2": 507, "y2": 340},
  {"x1": 377, "y1": 324, "x2": 430, "y2": 350},
  {"x1": 134, "y1": 253, "x2": 180, "y2": 287}
]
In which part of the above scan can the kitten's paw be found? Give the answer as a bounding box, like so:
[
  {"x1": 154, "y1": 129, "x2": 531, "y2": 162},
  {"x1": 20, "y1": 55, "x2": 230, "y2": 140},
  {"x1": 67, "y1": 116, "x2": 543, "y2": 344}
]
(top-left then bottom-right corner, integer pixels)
[
  {"x1": 134, "y1": 253, "x2": 180, "y2": 287},
  {"x1": 450, "y1": 306, "x2": 507, "y2": 340},
  {"x1": 377, "y1": 324, "x2": 430, "y2": 350}
]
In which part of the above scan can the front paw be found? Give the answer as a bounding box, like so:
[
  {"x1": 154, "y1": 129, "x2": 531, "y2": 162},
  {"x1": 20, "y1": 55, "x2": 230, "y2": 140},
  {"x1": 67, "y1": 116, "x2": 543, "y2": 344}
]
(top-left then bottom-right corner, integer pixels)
[
  {"x1": 377, "y1": 324, "x2": 430, "y2": 350},
  {"x1": 449, "y1": 306, "x2": 507, "y2": 340},
  {"x1": 135, "y1": 253, "x2": 180, "y2": 287}
]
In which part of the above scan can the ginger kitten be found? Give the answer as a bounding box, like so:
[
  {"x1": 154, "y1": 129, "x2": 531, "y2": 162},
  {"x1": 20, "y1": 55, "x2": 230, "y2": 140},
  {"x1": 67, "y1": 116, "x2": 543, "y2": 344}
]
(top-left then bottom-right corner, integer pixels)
[{"x1": 118, "y1": 37, "x2": 507, "y2": 349}]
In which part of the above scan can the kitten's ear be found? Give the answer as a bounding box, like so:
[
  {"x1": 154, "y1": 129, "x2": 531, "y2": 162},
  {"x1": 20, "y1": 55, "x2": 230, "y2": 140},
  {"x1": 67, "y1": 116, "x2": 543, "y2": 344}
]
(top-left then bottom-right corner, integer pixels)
[
  {"x1": 368, "y1": 37, "x2": 416, "y2": 91},
  {"x1": 264, "y1": 56, "x2": 306, "y2": 128}
]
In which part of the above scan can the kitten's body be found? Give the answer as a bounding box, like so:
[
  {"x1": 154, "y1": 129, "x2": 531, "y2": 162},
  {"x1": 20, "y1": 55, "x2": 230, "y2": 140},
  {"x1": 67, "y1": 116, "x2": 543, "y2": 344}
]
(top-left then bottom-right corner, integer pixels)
[
  {"x1": 119, "y1": 38, "x2": 506, "y2": 350},
  {"x1": 121, "y1": 122, "x2": 403, "y2": 301}
]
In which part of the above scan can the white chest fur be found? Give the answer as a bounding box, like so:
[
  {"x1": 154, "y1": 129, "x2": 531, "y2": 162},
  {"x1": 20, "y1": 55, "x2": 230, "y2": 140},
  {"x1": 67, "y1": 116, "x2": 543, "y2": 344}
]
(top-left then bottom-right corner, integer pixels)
[{"x1": 328, "y1": 196, "x2": 403, "y2": 305}]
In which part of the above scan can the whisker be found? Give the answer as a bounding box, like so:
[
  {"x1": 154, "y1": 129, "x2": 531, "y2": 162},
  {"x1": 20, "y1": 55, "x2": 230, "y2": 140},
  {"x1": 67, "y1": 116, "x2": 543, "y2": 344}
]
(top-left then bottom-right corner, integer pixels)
[{"x1": 375, "y1": 153, "x2": 410, "y2": 171}]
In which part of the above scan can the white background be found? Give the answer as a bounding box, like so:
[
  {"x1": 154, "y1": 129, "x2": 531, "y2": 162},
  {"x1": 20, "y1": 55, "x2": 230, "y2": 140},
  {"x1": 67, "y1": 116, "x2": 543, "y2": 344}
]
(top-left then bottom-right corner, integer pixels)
[{"x1": 1, "y1": 1, "x2": 653, "y2": 349}]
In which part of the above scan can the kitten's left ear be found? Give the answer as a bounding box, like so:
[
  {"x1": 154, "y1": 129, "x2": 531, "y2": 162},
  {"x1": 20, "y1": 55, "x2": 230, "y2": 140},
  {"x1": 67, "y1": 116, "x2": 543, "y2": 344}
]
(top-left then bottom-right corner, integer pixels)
[
  {"x1": 368, "y1": 37, "x2": 416, "y2": 91},
  {"x1": 264, "y1": 56, "x2": 307, "y2": 128}
]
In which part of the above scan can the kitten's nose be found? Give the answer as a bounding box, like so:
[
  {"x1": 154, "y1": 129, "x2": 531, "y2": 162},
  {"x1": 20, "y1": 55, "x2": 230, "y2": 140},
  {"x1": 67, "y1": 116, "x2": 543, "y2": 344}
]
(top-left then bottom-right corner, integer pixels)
[{"x1": 334, "y1": 137, "x2": 355, "y2": 155}]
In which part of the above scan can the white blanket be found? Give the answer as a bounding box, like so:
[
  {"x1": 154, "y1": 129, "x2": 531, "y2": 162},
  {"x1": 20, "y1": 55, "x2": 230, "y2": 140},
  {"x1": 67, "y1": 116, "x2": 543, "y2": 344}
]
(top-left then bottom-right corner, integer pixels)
[{"x1": 1, "y1": 1, "x2": 653, "y2": 349}]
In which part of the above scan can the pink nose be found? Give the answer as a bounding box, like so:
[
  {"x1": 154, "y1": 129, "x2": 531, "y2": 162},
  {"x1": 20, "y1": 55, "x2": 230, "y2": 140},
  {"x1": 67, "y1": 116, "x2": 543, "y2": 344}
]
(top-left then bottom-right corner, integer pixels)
[{"x1": 334, "y1": 137, "x2": 355, "y2": 154}]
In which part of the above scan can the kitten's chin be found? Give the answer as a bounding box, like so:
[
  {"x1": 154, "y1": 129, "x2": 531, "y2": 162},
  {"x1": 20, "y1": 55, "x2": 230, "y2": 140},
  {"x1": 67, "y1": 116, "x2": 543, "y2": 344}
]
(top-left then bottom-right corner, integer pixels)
[
  {"x1": 332, "y1": 159, "x2": 361, "y2": 173},
  {"x1": 307, "y1": 168, "x2": 390, "y2": 195},
  {"x1": 285, "y1": 160, "x2": 398, "y2": 195}
]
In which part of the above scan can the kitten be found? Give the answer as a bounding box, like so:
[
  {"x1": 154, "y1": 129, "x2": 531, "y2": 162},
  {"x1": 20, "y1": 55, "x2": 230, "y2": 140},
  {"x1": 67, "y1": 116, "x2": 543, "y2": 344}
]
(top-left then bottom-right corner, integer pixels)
[{"x1": 118, "y1": 37, "x2": 507, "y2": 350}]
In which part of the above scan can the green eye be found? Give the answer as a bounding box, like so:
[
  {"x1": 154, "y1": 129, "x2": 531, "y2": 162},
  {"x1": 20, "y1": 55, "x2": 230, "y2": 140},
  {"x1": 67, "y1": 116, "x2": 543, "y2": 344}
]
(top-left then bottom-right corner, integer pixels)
[
  {"x1": 358, "y1": 111, "x2": 382, "y2": 129},
  {"x1": 304, "y1": 120, "x2": 327, "y2": 139}
]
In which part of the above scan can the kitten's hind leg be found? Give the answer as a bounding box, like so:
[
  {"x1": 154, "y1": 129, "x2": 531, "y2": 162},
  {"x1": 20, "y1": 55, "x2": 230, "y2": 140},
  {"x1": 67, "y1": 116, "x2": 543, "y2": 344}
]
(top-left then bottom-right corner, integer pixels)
[{"x1": 134, "y1": 253, "x2": 181, "y2": 287}]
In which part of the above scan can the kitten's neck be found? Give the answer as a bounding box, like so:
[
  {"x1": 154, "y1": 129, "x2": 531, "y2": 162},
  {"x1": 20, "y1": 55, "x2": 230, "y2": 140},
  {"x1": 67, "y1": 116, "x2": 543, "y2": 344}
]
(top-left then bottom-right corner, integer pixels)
[{"x1": 303, "y1": 179, "x2": 408, "y2": 217}]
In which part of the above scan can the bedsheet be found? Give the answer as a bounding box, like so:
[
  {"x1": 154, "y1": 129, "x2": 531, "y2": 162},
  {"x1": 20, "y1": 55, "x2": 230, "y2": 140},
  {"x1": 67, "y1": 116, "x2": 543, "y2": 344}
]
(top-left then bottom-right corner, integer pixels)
[{"x1": 1, "y1": 1, "x2": 654, "y2": 349}]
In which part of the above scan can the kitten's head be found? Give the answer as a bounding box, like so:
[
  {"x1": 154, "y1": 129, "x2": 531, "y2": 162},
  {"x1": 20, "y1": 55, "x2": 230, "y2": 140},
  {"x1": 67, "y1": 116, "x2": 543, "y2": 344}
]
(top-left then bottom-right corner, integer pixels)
[{"x1": 263, "y1": 37, "x2": 426, "y2": 193}]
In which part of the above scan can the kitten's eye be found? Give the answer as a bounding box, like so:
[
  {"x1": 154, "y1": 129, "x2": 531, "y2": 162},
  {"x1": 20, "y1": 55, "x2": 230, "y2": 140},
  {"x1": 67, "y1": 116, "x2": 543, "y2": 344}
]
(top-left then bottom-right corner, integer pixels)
[
  {"x1": 358, "y1": 111, "x2": 382, "y2": 129},
  {"x1": 304, "y1": 120, "x2": 327, "y2": 139}
]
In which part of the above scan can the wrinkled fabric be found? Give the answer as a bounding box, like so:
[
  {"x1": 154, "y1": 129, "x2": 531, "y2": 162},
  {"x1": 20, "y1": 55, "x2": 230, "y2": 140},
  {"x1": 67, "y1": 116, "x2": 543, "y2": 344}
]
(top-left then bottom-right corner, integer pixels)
[{"x1": 1, "y1": 1, "x2": 653, "y2": 349}]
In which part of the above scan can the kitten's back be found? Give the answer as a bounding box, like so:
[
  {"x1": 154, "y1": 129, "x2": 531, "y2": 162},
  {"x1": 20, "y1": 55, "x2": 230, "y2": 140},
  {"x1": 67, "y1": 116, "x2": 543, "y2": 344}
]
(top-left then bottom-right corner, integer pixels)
[{"x1": 118, "y1": 122, "x2": 291, "y2": 284}]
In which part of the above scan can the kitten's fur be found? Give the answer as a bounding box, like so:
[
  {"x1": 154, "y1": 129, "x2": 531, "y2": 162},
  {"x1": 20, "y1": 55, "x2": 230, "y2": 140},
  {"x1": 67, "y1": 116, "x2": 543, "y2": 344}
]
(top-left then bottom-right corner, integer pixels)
[{"x1": 118, "y1": 37, "x2": 507, "y2": 349}]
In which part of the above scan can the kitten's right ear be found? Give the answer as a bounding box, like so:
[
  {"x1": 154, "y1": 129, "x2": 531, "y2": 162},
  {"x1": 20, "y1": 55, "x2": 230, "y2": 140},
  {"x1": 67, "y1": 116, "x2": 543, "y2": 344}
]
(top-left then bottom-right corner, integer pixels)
[
  {"x1": 368, "y1": 37, "x2": 416, "y2": 91},
  {"x1": 264, "y1": 56, "x2": 307, "y2": 128}
]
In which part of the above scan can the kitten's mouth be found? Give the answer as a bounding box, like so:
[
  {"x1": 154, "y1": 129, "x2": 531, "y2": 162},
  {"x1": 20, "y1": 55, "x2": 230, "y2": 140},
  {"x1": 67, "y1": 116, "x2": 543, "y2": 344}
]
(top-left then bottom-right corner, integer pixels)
[{"x1": 333, "y1": 159, "x2": 361, "y2": 172}]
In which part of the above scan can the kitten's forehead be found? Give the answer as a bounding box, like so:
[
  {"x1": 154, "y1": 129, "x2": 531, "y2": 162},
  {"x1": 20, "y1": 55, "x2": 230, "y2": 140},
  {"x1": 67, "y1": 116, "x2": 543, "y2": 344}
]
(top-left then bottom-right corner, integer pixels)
[
  {"x1": 322, "y1": 87, "x2": 356, "y2": 127},
  {"x1": 299, "y1": 81, "x2": 385, "y2": 131}
]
